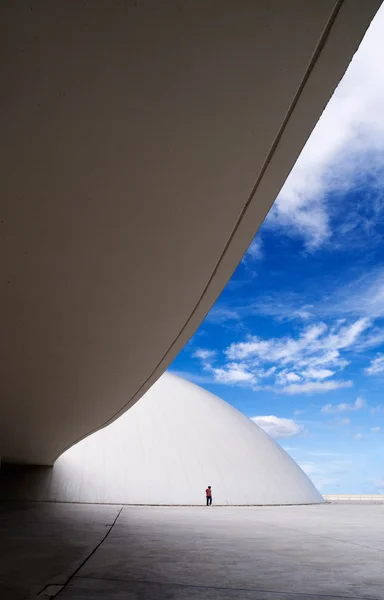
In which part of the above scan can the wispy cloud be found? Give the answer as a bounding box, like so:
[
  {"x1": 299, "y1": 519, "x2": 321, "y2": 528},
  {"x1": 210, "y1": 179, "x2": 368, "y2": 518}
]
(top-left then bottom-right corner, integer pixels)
[
  {"x1": 198, "y1": 265, "x2": 384, "y2": 338},
  {"x1": 365, "y1": 353, "x2": 384, "y2": 375},
  {"x1": 213, "y1": 363, "x2": 257, "y2": 385},
  {"x1": 328, "y1": 269, "x2": 384, "y2": 322},
  {"x1": 192, "y1": 349, "x2": 217, "y2": 362},
  {"x1": 205, "y1": 306, "x2": 241, "y2": 324},
  {"x1": 248, "y1": 298, "x2": 315, "y2": 323},
  {"x1": 251, "y1": 416, "x2": 303, "y2": 440},
  {"x1": 297, "y1": 457, "x2": 355, "y2": 491},
  {"x1": 297, "y1": 461, "x2": 337, "y2": 490},
  {"x1": 226, "y1": 320, "x2": 368, "y2": 363},
  {"x1": 354, "y1": 433, "x2": 363, "y2": 441},
  {"x1": 371, "y1": 426, "x2": 381, "y2": 433},
  {"x1": 191, "y1": 318, "x2": 380, "y2": 393},
  {"x1": 203, "y1": 297, "x2": 314, "y2": 327},
  {"x1": 236, "y1": 268, "x2": 384, "y2": 336},
  {"x1": 309, "y1": 452, "x2": 341, "y2": 457},
  {"x1": 243, "y1": 236, "x2": 263, "y2": 261},
  {"x1": 283, "y1": 380, "x2": 352, "y2": 395},
  {"x1": 266, "y1": 7, "x2": 384, "y2": 250},
  {"x1": 300, "y1": 368, "x2": 334, "y2": 380},
  {"x1": 321, "y1": 396, "x2": 366, "y2": 414}
]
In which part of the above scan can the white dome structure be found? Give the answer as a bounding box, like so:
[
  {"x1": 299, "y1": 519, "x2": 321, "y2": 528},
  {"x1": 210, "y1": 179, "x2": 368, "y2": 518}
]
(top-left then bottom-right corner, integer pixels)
[{"x1": 15, "y1": 373, "x2": 323, "y2": 505}]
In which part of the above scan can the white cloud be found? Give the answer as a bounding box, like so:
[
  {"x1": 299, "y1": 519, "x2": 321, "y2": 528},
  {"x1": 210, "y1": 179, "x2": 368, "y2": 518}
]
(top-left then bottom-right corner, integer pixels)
[
  {"x1": 330, "y1": 271, "x2": 384, "y2": 321},
  {"x1": 205, "y1": 306, "x2": 240, "y2": 324},
  {"x1": 309, "y1": 452, "x2": 340, "y2": 457},
  {"x1": 371, "y1": 426, "x2": 381, "y2": 432},
  {"x1": 300, "y1": 368, "x2": 334, "y2": 380},
  {"x1": 244, "y1": 236, "x2": 262, "y2": 261},
  {"x1": 251, "y1": 298, "x2": 315, "y2": 322},
  {"x1": 365, "y1": 353, "x2": 384, "y2": 375},
  {"x1": 226, "y1": 319, "x2": 368, "y2": 364},
  {"x1": 227, "y1": 322, "x2": 324, "y2": 361},
  {"x1": 298, "y1": 462, "x2": 317, "y2": 476},
  {"x1": 205, "y1": 267, "x2": 384, "y2": 333},
  {"x1": 212, "y1": 363, "x2": 256, "y2": 385},
  {"x1": 191, "y1": 318, "x2": 381, "y2": 392},
  {"x1": 297, "y1": 457, "x2": 355, "y2": 491},
  {"x1": 251, "y1": 416, "x2": 303, "y2": 439},
  {"x1": 321, "y1": 396, "x2": 366, "y2": 414},
  {"x1": 354, "y1": 433, "x2": 363, "y2": 441},
  {"x1": 298, "y1": 270, "x2": 384, "y2": 325},
  {"x1": 266, "y1": 7, "x2": 384, "y2": 249},
  {"x1": 223, "y1": 319, "x2": 368, "y2": 391},
  {"x1": 276, "y1": 371, "x2": 301, "y2": 385},
  {"x1": 192, "y1": 349, "x2": 260, "y2": 387},
  {"x1": 246, "y1": 269, "x2": 384, "y2": 327},
  {"x1": 355, "y1": 397, "x2": 366, "y2": 410},
  {"x1": 296, "y1": 461, "x2": 337, "y2": 490},
  {"x1": 192, "y1": 349, "x2": 216, "y2": 361},
  {"x1": 283, "y1": 380, "x2": 352, "y2": 395}
]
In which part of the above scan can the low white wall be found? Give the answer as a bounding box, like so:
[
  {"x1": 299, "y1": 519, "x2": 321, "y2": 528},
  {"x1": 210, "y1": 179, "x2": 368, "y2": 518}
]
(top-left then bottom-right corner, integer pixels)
[{"x1": 324, "y1": 495, "x2": 384, "y2": 503}]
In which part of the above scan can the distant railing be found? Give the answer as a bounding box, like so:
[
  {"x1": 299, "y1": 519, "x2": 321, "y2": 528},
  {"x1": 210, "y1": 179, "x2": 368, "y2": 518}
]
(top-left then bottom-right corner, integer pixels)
[{"x1": 324, "y1": 494, "x2": 384, "y2": 503}]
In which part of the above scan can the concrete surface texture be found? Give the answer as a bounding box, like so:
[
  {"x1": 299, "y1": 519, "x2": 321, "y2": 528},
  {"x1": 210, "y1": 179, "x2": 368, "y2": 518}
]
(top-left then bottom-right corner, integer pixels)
[
  {"x1": 0, "y1": 0, "x2": 380, "y2": 466},
  {"x1": 0, "y1": 374, "x2": 323, "y2": 506},
  {"x1": 1, "y1": 502, "x2": 384, "y2": 599}
]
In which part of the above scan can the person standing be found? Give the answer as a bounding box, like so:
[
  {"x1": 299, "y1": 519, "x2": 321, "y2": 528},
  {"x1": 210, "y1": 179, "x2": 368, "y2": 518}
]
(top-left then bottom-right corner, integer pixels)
[{"x1": 205, "y1": 485, "x2": 212, "y2": 506}]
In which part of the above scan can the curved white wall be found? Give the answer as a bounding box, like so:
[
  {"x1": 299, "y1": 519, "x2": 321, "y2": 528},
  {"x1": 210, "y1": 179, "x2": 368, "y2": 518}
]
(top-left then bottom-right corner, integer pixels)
[{"x1": 16, "y1": 374, "x2": 323, "y2": 505}]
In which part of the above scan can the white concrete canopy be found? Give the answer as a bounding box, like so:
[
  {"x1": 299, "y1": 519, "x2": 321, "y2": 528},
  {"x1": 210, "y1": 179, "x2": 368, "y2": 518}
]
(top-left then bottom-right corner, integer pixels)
[
  {"x1": 0, "y1": 1, "x2": 380, "y2": 465},
  {"x1": 1, "y1": 374, "x2": 324, "y2": 505}
]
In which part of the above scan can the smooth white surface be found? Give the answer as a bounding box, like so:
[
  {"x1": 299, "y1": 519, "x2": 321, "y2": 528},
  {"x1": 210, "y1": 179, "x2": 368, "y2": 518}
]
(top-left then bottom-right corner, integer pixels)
[
  {"x1": 0, "y1": 1, "x2": 379, "y2": 465},
  {"x1": 26, "y1": 374, "x2": 323, "y2": 505},
  {"x1": 324, "y1": 495, "x2": 384, "y2": 503}
]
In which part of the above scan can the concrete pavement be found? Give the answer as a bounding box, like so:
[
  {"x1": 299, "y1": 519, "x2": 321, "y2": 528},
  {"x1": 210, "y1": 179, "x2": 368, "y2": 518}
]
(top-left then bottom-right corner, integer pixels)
[{"x1": 1, "y1": 502, "x2": 383, "y2": 599}]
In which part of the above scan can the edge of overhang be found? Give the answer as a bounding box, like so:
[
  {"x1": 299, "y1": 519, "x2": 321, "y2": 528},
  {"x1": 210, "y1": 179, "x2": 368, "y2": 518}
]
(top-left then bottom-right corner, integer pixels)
[{"x1": 54, "y1": 0, "x2": 382, "y2": 463}]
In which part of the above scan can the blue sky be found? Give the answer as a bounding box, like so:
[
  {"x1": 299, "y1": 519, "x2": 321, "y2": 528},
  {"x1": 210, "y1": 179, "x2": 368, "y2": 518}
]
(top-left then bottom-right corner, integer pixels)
[{"x1": 170, "y1": 7, "x2": 384, "y2": 495}]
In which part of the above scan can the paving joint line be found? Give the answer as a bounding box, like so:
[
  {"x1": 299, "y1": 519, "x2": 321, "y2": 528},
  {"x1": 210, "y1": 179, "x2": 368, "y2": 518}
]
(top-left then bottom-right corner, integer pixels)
[{"x1": 36, "y1": 505, "x2": 124, "y2": 598}]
